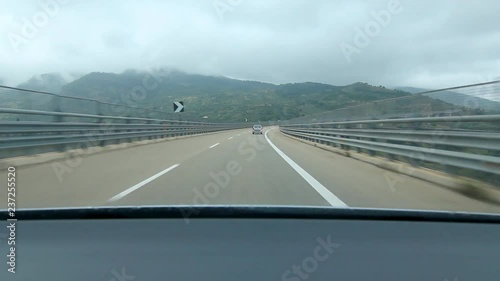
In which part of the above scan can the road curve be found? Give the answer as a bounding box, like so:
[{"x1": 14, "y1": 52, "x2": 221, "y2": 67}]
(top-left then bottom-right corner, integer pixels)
[{"x1": 1, "y1": 127, "x2": 500, "y2": 214}]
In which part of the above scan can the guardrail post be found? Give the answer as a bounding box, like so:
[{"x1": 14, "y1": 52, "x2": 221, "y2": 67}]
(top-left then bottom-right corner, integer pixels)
[
  {"x1": 95, "y1": 101, "x2": 107, "y2": 147},
  {"x1": 352, "y1": 123, "x2": 361, "y2": 153},
  {"x1": 315, "y1": 124, "x2": 323, "y2": 144},
  {"x1": 148, "y1": 119, "x2": 154, "y2": 140},
  {"x1": 340, "y1": 124, "x2": 351, "y2": 152},
  {"x1": 366, "y1": 123, "x2": 376, "y2": 157},
  {"x1": 378, "y1": 122, "x2": 394, "y2": 160},
  {"x1": 96, "y1": 101, "x2": 103, "y2": 122},
  {"x1": 52, "y1": 96, "x2": 66, "y2": 152},
  {"x1": 52, "y1": 96, "x2": 63, "y2": 122},
  {"x1": 337, "y1": 124, "x2": 344, "y2": 149},
  {"x1": 178, "y1": 121, "x2": 184, "y2": 137},
  {"x1": 162, "y1": 113, "x2": 169, "y2": 138},
  {"x1": 161, "y1": 121, "x2": 167, "y2": 139},
  {"x1": 407, "y1": 122, "x2": 424, "y2": 165},
  {"x1": 322, "y1": 124, "x2": 331, "y2": 146},
  {"x1": 126, "y1": 115, "x2": 134, "y2": 143}
]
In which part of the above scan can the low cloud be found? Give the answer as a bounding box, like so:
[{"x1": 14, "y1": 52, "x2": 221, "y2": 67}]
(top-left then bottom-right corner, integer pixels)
[{"x1": 0, "y1": 0, "x2": 499, "y2": 91}]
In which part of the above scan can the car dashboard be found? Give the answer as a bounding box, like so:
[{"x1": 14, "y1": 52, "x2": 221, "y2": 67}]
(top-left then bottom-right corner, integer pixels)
[{"x1": 1, "y1": 206, "x2": 499, "y2": 281}]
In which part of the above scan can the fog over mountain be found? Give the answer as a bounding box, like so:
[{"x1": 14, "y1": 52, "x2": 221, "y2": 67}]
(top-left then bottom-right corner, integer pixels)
[{"x1": 1, "y1": 0, "x2": 499, "y2": 93}]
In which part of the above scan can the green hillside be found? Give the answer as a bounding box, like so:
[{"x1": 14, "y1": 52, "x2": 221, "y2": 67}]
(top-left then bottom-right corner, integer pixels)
[
  {"x1": 57, "y1": 70, "x2": 412, "y2": 122},
  {"x1": 3, "y1": 69, "x2": 474, "y2": 123}
]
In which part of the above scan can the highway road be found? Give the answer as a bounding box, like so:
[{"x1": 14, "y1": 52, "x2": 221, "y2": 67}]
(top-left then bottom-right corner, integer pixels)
[{"x1": 1, "y1": 127, "x2": 500, "y2": 214}]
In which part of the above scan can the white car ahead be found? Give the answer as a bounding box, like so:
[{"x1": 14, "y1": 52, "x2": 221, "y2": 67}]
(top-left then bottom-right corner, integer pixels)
[{"x1": 252, "y1": 124, "x2": 263, "y2": 134}]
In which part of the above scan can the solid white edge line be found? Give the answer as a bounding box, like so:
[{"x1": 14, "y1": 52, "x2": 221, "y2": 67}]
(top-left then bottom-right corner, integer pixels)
[
  {"x1": 209, "y1": 143, "x2": 220, "y2": 148},
  {"x1": 107, "y1": 164, "x2": 180, "y2": 202},
  {"x1": 264, "y1": 130, "x2": 348, "y2": 207}
]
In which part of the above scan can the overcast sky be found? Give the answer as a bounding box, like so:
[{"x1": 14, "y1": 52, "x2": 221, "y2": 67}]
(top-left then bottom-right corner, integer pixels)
[{"x1": 1, "y1": 0, "x2": 499, "y2": 94}]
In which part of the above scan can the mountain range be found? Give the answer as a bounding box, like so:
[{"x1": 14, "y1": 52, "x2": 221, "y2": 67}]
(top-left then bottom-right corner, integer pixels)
[{"x1": 0, "y1": 70, "x2": 494, "y2": 122}]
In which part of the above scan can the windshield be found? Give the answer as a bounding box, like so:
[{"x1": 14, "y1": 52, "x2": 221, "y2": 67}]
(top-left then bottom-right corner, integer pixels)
[{"x1": 0, "y1": 0, "x2": 499, "y2": 216}]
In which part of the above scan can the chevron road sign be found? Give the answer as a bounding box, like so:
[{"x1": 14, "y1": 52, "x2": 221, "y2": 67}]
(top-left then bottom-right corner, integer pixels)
[{"x1": 173, "y1": 101, "x2": 184, "y2": 113}]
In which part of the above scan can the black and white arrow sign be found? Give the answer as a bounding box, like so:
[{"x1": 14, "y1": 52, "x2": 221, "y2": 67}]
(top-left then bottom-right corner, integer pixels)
[{"x1": 173, "y1": 101, "x2": 184, "y2": 113}]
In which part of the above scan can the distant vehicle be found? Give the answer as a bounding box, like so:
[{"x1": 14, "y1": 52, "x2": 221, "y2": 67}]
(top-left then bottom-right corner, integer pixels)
[{"x1": 252, "y1": 124, "x2": 263, "y2": 134}]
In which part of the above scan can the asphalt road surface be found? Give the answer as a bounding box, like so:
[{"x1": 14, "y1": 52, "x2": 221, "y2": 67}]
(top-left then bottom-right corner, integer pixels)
[{"x1": 1, "y1": 127, "x2": 500, "y2": 214}]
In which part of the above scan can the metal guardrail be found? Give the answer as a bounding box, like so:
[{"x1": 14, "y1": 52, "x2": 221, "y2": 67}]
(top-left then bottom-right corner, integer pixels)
[
  {"x1": 280, "y1": 115, "x2": 500, "y2": 184},
  {"x1": 0, "y1": 108, "x2": 246, "y2": 159}
]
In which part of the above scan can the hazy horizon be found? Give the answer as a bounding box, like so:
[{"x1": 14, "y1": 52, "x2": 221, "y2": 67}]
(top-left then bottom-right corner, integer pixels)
[{"x1": 1, "y1": 0, "x2": 499, "y2": 99}]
